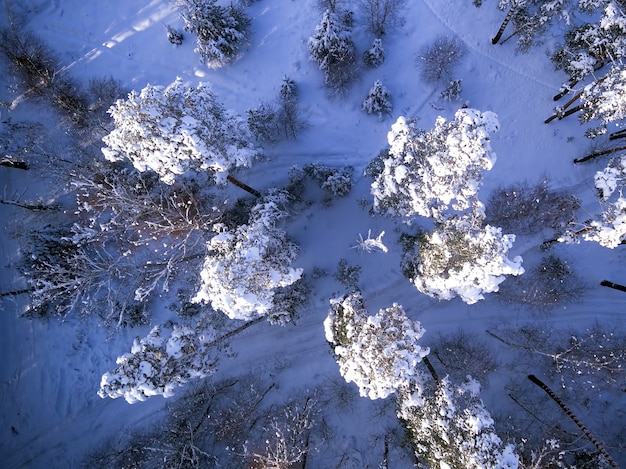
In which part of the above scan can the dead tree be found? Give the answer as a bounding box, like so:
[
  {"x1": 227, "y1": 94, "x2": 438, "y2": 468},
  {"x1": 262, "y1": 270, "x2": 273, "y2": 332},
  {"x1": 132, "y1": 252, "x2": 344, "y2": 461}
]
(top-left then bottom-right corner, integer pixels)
[{"x1": 528, "y1": 374, "x2": 618, "y2": 469}]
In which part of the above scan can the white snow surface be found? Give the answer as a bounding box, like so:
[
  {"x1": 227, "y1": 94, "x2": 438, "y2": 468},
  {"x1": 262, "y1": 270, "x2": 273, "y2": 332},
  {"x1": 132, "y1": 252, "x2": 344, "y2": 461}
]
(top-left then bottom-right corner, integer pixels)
[{"x1": 1, "y1": 0, "x2": 625, "y2": 467}]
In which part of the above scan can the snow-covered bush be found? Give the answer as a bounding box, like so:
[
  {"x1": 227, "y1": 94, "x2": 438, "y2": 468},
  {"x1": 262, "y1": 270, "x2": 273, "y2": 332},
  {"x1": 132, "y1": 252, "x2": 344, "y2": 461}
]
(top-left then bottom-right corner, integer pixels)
[
  {"x1": 102, "y1": 78, "x2": 260, "y2": 185},
  {"x1": 324, "y1": 291, "x2": 430, "y2": 399},
  {"x1": 363, "y1": 37, "x2": 385, "y2": 68},
  {"x1": 308, "y1": 10, "x2": 357, "y2": 93},
  {"x1": 177, "y1": 0, "x2": 250, "y2": 68},
  {"x1": 440, "y1": 78, "x2": 463, "y2": 102},
  {"x1": 362, "y1": 80, "x2": 392, "y2": 119},
  {"x1": 192, "y1": 191, "x2": 303, "y2": 320},
  {"x1": 304, "y1": 162, "x2": 354, "y2": 197},
  {"x1": 165, "y1": 24, "x2": 183, "y2": 45},
  {"x1": 398, "y1": 377, "x2": 519, "y2": 468},
  {"x1": 403, "y1": 213, "x2": 524, "y2": 304},
  {"x1": 372, "y1": 108, "x2": 500, "y2": 221},
  {"x1": 98, "y1": 322, "x2": 219, "y2": 403},
  {"x1": 418, "y1": 35, "x2": 465, "y2": 83}
]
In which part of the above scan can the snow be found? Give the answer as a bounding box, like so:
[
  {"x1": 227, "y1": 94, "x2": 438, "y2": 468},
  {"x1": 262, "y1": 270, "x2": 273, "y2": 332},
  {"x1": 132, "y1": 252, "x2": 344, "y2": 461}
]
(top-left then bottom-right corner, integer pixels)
[{"x1": 1, "y1": 0, "x2": 625, "y2": 467}]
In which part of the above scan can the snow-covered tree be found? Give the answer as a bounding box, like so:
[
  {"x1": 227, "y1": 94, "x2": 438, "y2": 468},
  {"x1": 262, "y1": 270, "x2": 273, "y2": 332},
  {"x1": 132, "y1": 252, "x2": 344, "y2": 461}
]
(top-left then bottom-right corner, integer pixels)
[
  {"x1": 177, "y1": 0, "x2": 250, "y2": 68},
  {"x1": 560, "y1": 154, "x2": 626, "y2": 247},
  {"x1": 362, "y1": 80, "x2": 392, "y2": 119},
  {"x1": 398, "y1": 376, "x2": 519, "y2": 469},
  {"x1": 403, "y1": 212, "x2": 524, "y2": 304},
  {"x1": 308, "y1": 10, "x2": 357, "y2": 92},
  {"x1": 98, "y1": 321, "x2": 220, "y2": 403},
  {"x1": 192, "y1": 191, "x2": 303, "y2": 321},
  {"x1": 363, "y1": 37, "x2": 385, "y2": 68},
  {"x1": 323, "y1": 291, "x2": 430, "y2": 400},
  {"x1": 577, "y1": 64, "x2": 626, "y2": 138},
  {"x1": 102, "y1": 78, "x2": 260, "y2": 185},
  {"x1": 371, "y1": 108, "x2": 500, "y2": 222},
  {"x1": 551, "y1": 2, "x2": 626, "y2": 93}
]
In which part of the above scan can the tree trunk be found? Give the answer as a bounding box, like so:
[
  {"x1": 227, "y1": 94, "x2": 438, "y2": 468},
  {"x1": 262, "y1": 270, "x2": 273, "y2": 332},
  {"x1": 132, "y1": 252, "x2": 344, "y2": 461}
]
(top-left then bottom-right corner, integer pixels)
[
  {"x1": 574, "y1": 145, "x2": 626, "y2": 164},
  {"x1": 609, "y1": 129, "x2": 626, "y2": 141},
  {"x1": 0, "y1": 199, "x2": 58, "y2": 211},
  {"x1": 0, "y1": 159, "x2": 28, "y2": 170},
  {"x1": 553, "y1": 78, "x2": 579, "y2": 101},
  {"x1": 528, "y1": 374, "x2": 619, "y2": 469},
  {"x1": 226, "y1": 175, "x2": 261, "y2": 198},
  {"x1": 492, "y1": 5, "x2": 517, "y2": 45},
  {"x1": 0, "y1": 288, "x2": 32, "y2": 298},
  {"x1": 601, "y1": 280, "x2": 626, "y2": 293},
  {"x1": 422, "y1": 356, "x2": 440, "y2": 386}
]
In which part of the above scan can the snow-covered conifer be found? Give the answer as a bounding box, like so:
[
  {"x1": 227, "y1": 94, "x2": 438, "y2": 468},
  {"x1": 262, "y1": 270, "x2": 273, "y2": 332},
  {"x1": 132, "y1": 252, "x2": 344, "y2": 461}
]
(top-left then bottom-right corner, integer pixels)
[
  {"x1": 577, "y1": 64, "x2": 626, "y2": 138},
  {"x1": 177, "y1": 0, "x2": 250, "y2": 68},
  {"x1": 98, "y1": 321, "x2": 219, "y2": 403},
  {"x1": 371, "y1": 108, "x2": 499, "y2": 221},
  {"x1": 363, "y1": 37, "x2": 385, "y2": 68},
  {"x1": 403, "y1": 212, "x2": 524, "y2": 304},
  {"x1": 102, "y1": 78, "x2": 259, "y2": 185},
  {"x1": 398, "y1": 376, "x2": 519, "y2": 468},
  {"x1": 192, "y1": 191, "x2": 303, "y2": 320},
  {"x1": 560, "y1": 154, "x2": 626, "y2": 247},
  {"x1": 308, "y1": 10, "x2": 357, "y2": 92},
  {"x1": 362, "y1": 80, "x2": 392, "y2": 119},
  {"x1": 324, "y1": 291, "x2": 430, "y2": 399}
]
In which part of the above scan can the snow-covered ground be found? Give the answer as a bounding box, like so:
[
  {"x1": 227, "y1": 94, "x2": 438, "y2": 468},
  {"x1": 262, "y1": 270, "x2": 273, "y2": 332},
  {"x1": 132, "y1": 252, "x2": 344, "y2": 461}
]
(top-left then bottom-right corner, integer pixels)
[{"x1": 1, "y1": 0, "x2": 625, "y2": 467}]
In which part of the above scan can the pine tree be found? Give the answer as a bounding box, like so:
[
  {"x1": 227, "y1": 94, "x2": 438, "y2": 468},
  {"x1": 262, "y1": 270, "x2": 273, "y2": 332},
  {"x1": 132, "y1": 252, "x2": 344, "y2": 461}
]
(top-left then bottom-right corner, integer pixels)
[
  {"x1": 363, "y1": 37, "x2": 385, "y2": 68},
  {"x1": 362, "y1": 80, "x2": 392, "y2": 119},
  {"x1": 192, "y1": 191, "x2": 303, "y2": 320},
  {"x1": 308, "y1": 10, "x2": 357, "y2": 93},
  {"x1": 177, "y1": 0, "x2": 250, "y2": 68},
  {"x1": 403, "y1": 212, "x2": 524, "y2": 304},
  {"x1": 398, "y1": 376, "x2": 519, "y2": 468},
  {"x1": 371, "y1": 108, "x2": 500, "y2": 221},
  {"x1": 323, "y1": 291, "x2": 430, "y2": 399},
  {"x1": 102, "y1": 78, "x2": 260, "y2": 185}
]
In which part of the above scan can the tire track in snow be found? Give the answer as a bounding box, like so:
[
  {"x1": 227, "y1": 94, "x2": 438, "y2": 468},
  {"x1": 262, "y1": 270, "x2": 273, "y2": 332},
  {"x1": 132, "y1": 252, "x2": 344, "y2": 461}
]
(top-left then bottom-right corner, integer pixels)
[{"x1": 420, "y1": 0, "x2": 560, "y2": 93}]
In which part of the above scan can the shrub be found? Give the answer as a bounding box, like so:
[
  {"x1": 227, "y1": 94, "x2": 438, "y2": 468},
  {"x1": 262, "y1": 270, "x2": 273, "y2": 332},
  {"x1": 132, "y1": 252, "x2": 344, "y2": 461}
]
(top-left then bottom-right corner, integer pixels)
[
  {"x1": 485, "y1": 179, "x2": 580, "y2": 235},
  {"x1": 418, "y1": 35, "x2": 465, "y2": 83}
]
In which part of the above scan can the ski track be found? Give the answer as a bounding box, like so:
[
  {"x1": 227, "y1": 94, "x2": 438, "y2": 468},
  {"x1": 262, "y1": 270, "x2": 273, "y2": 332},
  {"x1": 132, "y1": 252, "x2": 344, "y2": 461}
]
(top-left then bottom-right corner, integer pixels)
[{"x1": 420, "y1": 0, "x2": 561, "y2": 93}]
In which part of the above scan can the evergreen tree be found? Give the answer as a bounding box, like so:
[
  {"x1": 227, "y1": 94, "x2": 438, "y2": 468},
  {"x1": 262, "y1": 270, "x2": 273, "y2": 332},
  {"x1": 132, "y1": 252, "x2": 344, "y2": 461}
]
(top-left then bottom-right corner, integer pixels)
[
  {"x1": 398, "y1": 377, "x2": 519, "y2": 468},
  {"x1": 363, "y1": 37, "x2": 385, "y2": 68},
  {"x1": 362, "y1": 79, "x2": 392, "y2": 119},
  {"x1": 308, "y1": 10, "x2": 357, "y2": 93},
  {"x1": 192, "y1": 191, "x2": 303, "y2": 320},
  {"x1": 102, "y1": 78, "x2": 260, "y2": 185},
  {"x1": 371, "y1": 108, "x2": 500, "y2": 222},
  {"x1": 403, "y1": 212, "x2": 524, "y2": 304},
  {"x1": 323, "y1": 291, "x2": 430, "y2": 400},
  {"x1": 178, "y1": 0, "x2": 250, "y2": 68}
]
